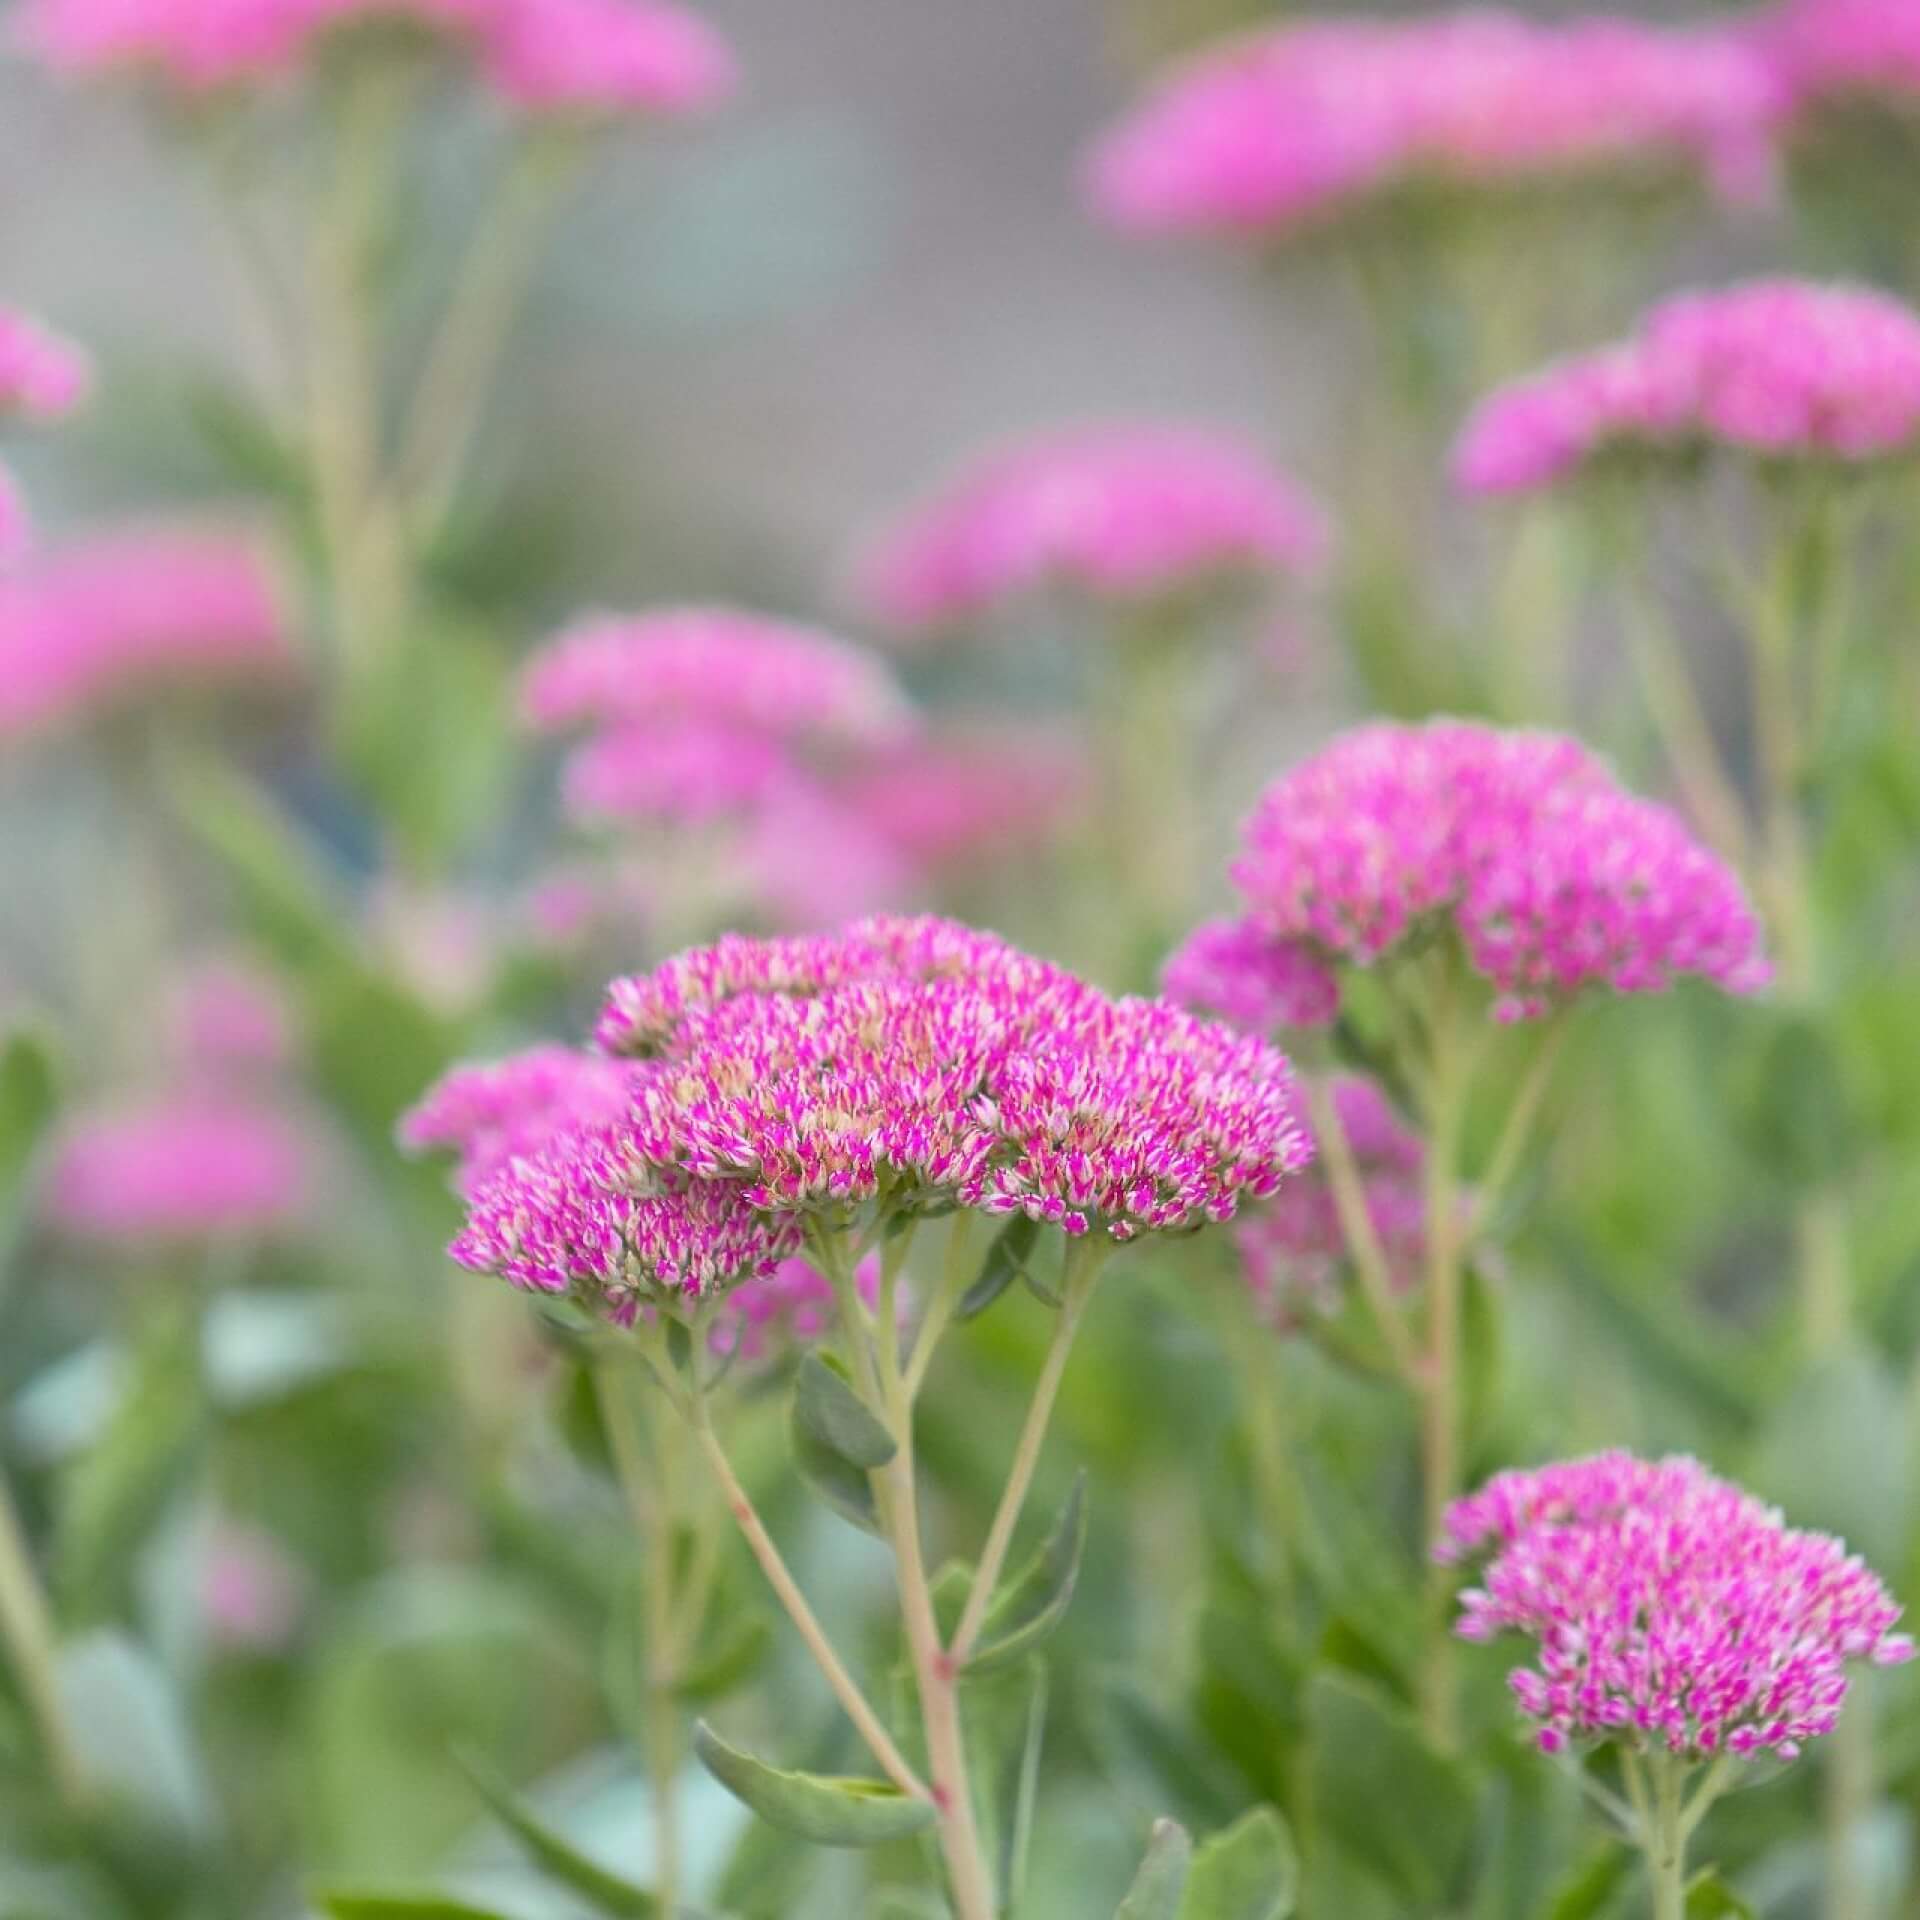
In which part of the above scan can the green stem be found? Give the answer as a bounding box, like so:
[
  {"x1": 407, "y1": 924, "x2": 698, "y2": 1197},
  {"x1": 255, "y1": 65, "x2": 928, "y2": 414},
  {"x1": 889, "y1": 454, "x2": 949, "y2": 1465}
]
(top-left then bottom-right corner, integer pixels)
[
  {"x1": 1823, "y1": 1700, "x2": 1871, "y2": 1920},
  {"x1": 685, "y1": 1384, "x2": 928, "y2": 1804},
  {"x1": 0, "y1": 1471, "x2": 87, "y2": 1811},
  {"x1": 593, "y1": 1356, "x2": 679, "y2": 1911},
  {"x1": 1645, "y1": 1753, "x2": 1688, "y2": 1920},
  {"x1": 1418, "y1": 980, "x2": 1475, "y2": 1751},
  {"x1": 1215, "y1": 1279, "x2": 1297, "y2": 1605},
  {"x1": 948, "y1": 1238, "x2": 1105, "y2": 1666},
  {"x1": 396, "y1": 129, "x2": 585, "y2": 529},
  {"x1": 903, "y1": 1213, "x2": 976, "y2": 1403},
  {"x1": 1464, "y1": 1013, "x2": 1572, "y2": 1243}
]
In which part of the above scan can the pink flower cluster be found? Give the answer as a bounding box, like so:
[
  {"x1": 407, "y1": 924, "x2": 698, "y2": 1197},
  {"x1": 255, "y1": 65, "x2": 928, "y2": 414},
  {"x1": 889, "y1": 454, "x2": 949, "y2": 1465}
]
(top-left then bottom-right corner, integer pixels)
[
  {"x1": 167, "y1": 958, "x2": 297, "y2": 1077},
  {"x1": 1440, "y1": 1453, "x2": 1914, "y2": 1761},
  {"x1": 1085, "y1": 11, "x2": 1783, "y2": 241},
  {"x1": 1236, "y1": 1075, "x2": 1427, "y2": 1326},
  {"x1": 1455, "y1": 278, "x2": 1920, "y2": 494},
  {"x1": 1212, "y1": 720, "x2": 1768, "y2": 1022},
  {"x1": 0, "y1": 525, "x2": 295, "y2": 741},
  {"x1": 16, "y1": 0, "x2": 735, "y2": 118},
  {"x1": 445, "y1": 916, "x2": 1310, "y2": 1320},
  {"x1": 521, "y1": 606, "x2": 914, "y2": 831},
  {"x1": 44, "y1": 1090, "x2": 311, "y2": 1243},
  {"x1": 854, "y1": 423, "x2": 1329, "y2": 639},
  {"x1": 0, "y1": 307, "x2": 89, "y2": 563}
]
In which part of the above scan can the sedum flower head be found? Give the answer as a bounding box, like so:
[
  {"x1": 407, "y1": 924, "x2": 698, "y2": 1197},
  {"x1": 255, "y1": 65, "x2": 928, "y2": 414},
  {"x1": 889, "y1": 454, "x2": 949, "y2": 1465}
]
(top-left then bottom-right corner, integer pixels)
[
  {"x1": 854, "y1": 422, "x2": 1328, "y2": 640},
  {"x1": 1764, "y1": 0, "x2": 1920, "y2": 114},
  {"x1": 445, "y1": 916, "x2": 1310, "y2": 1323},
  {"x1": 0, "y1": 524, "x2": 295, "y2": 741},
  {"x1": 168, "y1": 958, "x2": 297, "y2": 1077},
  {"x1": 1085, "y1": 11, "x2": 1782, "y2": 243},
  {"x1": 1220, "y1": 720, "x2": 1768, "y2": 1022},
  {"x1": 1440, "y1": 1452, "x2": 1915, "y2": 1761},
  {"x1": 1235, "y1": 1074, "x2": 1426, "y2": 1326},
  {"x1": 1163, "y1": 914, "x2": 1341, "y2": 1033},
  {"x1": 44, "y1": 1091, "x2": 311, "y2": 1243},
  {"x1": 478, "y1": 0, "x2": 734, "y2": 119},
  {"x1": 1455, "y1": 278, "x2": 1920, "y2": 494}
]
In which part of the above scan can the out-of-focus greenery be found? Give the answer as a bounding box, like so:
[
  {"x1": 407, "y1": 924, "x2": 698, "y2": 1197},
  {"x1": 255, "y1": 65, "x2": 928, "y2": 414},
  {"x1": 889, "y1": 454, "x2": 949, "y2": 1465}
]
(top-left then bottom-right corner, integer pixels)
[{"x1": 3, "y1": 3, "x2": 1920, "y2": 1918}]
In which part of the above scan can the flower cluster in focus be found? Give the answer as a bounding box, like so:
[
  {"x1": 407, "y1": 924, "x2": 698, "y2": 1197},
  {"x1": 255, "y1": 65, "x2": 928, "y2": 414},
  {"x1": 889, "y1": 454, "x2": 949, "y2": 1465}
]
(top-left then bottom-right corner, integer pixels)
[
  {"x1": 1199, "y1": 719, "x2": 1767, "y2": 1023},
  {"x1": 1454, "y1": 277, "x2": 1920, "y2": 494},
  {"x1": 440, "y1": 916, "x2": 1311, "y2": 1323},
  {"x1": 1440, "y1": 1452, "x2": 1914, "y2": 1760},
  {"x1": 1086, "y1": 10, "x2": 1783, "y2": 242}
]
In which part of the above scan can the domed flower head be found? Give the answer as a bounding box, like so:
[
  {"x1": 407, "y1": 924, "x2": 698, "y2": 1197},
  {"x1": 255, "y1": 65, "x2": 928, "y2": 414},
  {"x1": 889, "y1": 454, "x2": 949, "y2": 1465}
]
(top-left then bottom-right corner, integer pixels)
[
  {"x1": 1223, "y1": 720, "x2": 1768, "y2": 1022},
  {"x1": 1086, "y1": 11, "x2": 1782, "y2": 243},
  {"x1": 1440, "y1": 1452, "x2": 1915, "y2": 1760},
  {"x1": 0, "y1": 524, "x2": 295, "y2": 742},
  {"x1": 1163, "y1": 914, "x2": 1341, "y2": 1033},
  {"x1": 521, "y1": 606, "x2": 915, "y2": 830},
  {"x1": 1235, "y1": 1073, "x2": 1427, "y2": 1326},
  {"x1": 446, "y1": 916, "x2": 1311, "y2": 1322},
  {"x1": 44, "y1": 1091, "x2": 311, "y2": 1243},
  {"x1": 1455, "y1": 278, "x2": 1920, "y2": 495},
  {"x1": 478, "y1": 0, "x2": 734, "y2": 120},
  {"x1": 854, "y1": 423, "x2": 1329, "y2": 641}
]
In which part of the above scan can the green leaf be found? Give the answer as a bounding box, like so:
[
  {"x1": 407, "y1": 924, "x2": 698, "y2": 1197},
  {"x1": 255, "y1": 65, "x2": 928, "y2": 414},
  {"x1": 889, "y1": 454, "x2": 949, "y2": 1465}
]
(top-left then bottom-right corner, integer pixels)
[
  {"x1": 957, "y1": 1214, "x2": 1040, "y2": 1320},
  {"x1": 793, "y1": 1353, "x2": 896, "y2": 1470},
  {"x1": 1542, "y1": 1845, "x2": 1632, "y2": 1920},
  {"x1": 1732, "y1": 1011, "x2": 1856, "y2": 1187},
  {"x1": 788, "y1": 1375, "x2": 884, "y2": 1535},
  {"x1": 692, "y1": 1721, "x2": 935, "y2": 1847},
  {"x1": 454, "y1": 1750, "x2": 658, "y2": 1916},
  {"x1": 1088, "y1": 1672, "x2": 1252, "y2": 1835},
  {"x1": 676, "y1": 1608, "x2": 774, "y2": 1706},
  {"x1": 1116, "y1": 1819, "x2": 1193, "y2": 1920},
  {"x1": 1179, "y1": 1808, "x2": 1298, "y2": 1920},
  {"x1": 316, "y1": 1895, "x2": 517, "y2": 1920},
  {"x1": 58, "y1": 1631, "x2": 211, "y2": 1839},
  {"x1": 1306, "y1": 1670, "x2": 1475, "y2": 1908},
  {"x1": 0, "y1": 1026, "x2": 57, "y2": 1243},
  {"x1": 966, "y1": 1471, "x2": 1088, "y2": 1676},
  {"x1": 1685, "y1": 1873, "x2": 1756, "y2": 1920}
]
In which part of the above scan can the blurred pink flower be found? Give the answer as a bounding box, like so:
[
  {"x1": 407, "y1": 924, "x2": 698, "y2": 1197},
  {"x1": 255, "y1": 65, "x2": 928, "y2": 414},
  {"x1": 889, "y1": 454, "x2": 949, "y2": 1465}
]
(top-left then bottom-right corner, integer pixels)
[
  {"x1": 522, "y1": 605, "x2": 914, "y2": 748},
  {"x1": 45, "y1": 1091, "x2": 310, "y2": 1243},
  {"x1": 736, "y1": 779, "x2": 924, "y2": 927},
  {"x1": 1162, "y1": 913, "x2": 1341, "y2": 1032},
  {"x1": 1236, "y1": 1073, "x2": 1427, "y2": 1327},
  {"x1": 168, "y1": 958, "x2": 296, "y2": 1077},
  {"x1": 1086, "y1": 11, "x2": 1784, "y2": 241},
  {"x1": 1765, "y1": 0, "x2": 1920, "y2": 111},
  {"x1": 833, "y1": 726, "x2": 1087, "y2": 873},
  {"x1": 1441, "y1": 1452, "x2": 1914, "y2": 1761},
  {"x1": 400, "y1": 1044, "x2": 636, "y2": 1195},
  {"x1": 0, "y1": 524, "x2": 295, "y2": 740},
  {"x1": 201, "y1": 1521, "x2": 305, "y2": 1653},
  {"x1": 0, "y1": 309, "x2": 91, "y2": 421},
  {"x1": 855, "y1": 422, "x2": 1328, "y2": 639},
  {"x1": 479, "y1": 0, "x2": 734, "y2": 118},
  {"x1": 560, "y1": 722, "x2": 797, "y2": 828},
  {"x1": 1455, "y1": 278, "x2": 1920, "y2": 492}
]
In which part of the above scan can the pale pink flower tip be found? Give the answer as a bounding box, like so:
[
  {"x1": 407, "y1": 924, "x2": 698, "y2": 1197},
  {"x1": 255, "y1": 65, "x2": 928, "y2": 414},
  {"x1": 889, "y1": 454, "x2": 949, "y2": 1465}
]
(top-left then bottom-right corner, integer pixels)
[
  {"x1": 444, "y1": 915, "x2": 1310, "y2": 1321},
  {"x1": 44, "y1": 1092, "x2": 310, "y2": 1243},
  {"x1": 481, "y1": 0, "x2": 735, "y2": 118},
  {"x1": 0, "y1": 524, "x2": 296, "y2": 741},
  {"x1": 1086, "y1": 11, "x2": 1784, "y2": 241},
  {"x1": 854, "y1": 423, "x2": 1329, "y2": 639},
  {"x1": 1225, "y1": 719, "x2": 1768, "y2": 1021},
  {"x1": 1441, "y1": 1452, "x2": 1912, "y2": 1762},
  {"x1": 0, "y1": 309, "x2": 91, "y2": 423},
  {"x1": 1456, "y1": 278, "x2": 1920, "y2": 494}
]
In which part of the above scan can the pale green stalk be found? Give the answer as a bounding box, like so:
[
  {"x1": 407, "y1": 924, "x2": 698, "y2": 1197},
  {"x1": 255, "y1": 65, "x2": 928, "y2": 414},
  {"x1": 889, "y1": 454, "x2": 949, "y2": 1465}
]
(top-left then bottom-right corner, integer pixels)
[{"x1": 0, "y1": 1473, "x2": 86, "y2": 1810}]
